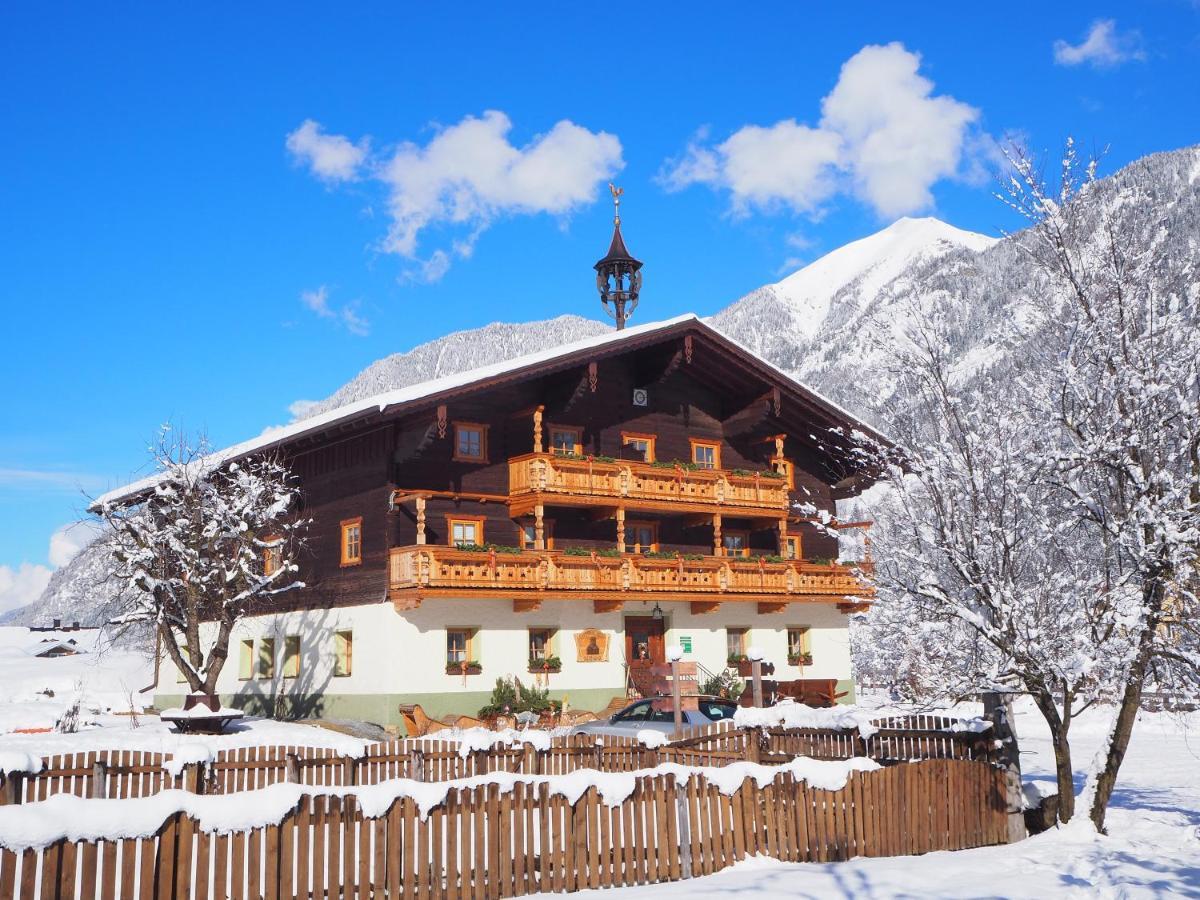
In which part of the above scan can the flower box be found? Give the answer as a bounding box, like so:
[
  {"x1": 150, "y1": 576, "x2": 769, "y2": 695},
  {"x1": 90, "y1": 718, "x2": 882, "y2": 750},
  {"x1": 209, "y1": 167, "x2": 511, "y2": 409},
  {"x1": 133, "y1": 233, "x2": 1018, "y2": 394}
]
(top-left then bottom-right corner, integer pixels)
[
  {"x1": 788, "y1": 654, "x2": 814, "y2": 667},
  {"x1": 528, "y1": 656, "x2": 562, "y2": 674},
  {"x1": 446, "y1": 662, "x2": 482, "y2": 675}
]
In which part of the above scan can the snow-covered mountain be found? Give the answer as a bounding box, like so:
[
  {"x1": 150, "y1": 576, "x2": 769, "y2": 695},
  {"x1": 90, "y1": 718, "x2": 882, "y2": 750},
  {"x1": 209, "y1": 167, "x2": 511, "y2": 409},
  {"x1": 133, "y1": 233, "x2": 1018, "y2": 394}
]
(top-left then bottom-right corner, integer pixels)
[{"x1": 11, "y1": 145, "x2": 1199, "y2": 627}]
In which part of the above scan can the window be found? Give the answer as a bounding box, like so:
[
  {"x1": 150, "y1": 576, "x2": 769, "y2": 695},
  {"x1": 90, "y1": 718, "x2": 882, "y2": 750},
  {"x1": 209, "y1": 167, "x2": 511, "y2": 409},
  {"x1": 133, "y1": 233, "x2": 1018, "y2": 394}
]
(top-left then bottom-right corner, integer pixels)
[
  {"x1": 520, "y1": 521, "x2": 553, "y2": 550},
  {"x1": 627, "y1": 520, "x2": 659, "y2": 553},
  {"x1": 257, "y1": 637, "x2": 276, "y2": 679},
  {"x1": 263, "y1": 537, "x2": 280, "y2": 576},
  {"x1": 700, "y1": 701, "x2": 738, "y2": 722},
  {"x1": 446, "y1": 629, "x2": 475, "y2": 666},
  {"x1": 726, "y1": 627, "x2": 748, "y2": 661},
  {"x1": 781, "y1": 534, "x2": 803, "y2": 560},
  {"x1": 621, "y1": 432, "x2": 656, "y2": 463},
  {"x1": 282, "y1": 635, "x2": 301, "y2": 678},
  {"x1": 238, "y1": 639, "x2": 254, "y2": 680},
  {"x1": 788, "y1": 627, "x2": 812, "y2": 664},
  {"x1": 775, "y1": 459, "x2": 796, "y2": 490},
  {"x1": 340, "y1": 518, "x2": 363, "y2": 567},
  {"x1": 453, "y1": 423, "x2": 488, "y2": 462},
  {"x1": 334, "y1": 630, "x2": 353, "y2": 677},
  {"x1": 549, "y1": 425, "x2": 582, "y2": 456},
  {"x1": 690, "y1": 439, "x2": 721, "y2": 470},
  {"x1": 612, "y1": 700, "x2": 651, "y2": 723},
  {"x1": 447, "y1": 516, "x2": 485, "y2": 548},
  {"x1": 528, "y1": 628, "x2": 555, "y2": 661},
  {"x1": 722, "y1": 530, "x2": 750, "y2": 557}
]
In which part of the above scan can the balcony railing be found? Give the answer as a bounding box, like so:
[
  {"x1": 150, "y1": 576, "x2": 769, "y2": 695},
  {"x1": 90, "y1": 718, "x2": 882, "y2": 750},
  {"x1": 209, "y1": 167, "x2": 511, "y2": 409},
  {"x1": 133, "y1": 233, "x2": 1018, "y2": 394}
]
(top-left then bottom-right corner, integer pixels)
[
  {"x1": 389, "y1": 545, "x2": 873, "y2": 600},
  {"x1": 508, "y1": 453, "x2": 789, "y2": 513}
]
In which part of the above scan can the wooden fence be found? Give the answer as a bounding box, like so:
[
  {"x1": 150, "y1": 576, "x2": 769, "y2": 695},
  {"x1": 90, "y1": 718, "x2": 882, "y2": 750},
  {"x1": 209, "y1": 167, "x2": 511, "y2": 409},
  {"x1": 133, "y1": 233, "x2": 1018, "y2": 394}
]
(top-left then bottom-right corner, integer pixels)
[
  {"x1": 0, "y1": 757, "x2": 1007, "y2": 900},
  {"x1": 0, "y1": 717, "x2": 994, "y2": 807}
]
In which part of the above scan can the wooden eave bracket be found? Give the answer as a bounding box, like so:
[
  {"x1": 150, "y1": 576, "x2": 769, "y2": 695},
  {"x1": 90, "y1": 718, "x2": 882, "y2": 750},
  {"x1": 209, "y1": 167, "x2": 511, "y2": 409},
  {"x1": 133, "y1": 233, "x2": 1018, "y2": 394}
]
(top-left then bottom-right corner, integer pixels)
[
  {"x1": 391, "y1": 592, "x2": 423, "y2": 612},
  {"x1": 513, "y1": 598, "x2": 542, "y2": 613},
  {"x1": 593, "y1": 599, "x2": 624, "y2": 613},
  {"x1": 837, "y1": 601, "x2": 871, "y2": 614},
  {"x1": 757, "y1": 601, "x2": 789, "y2": 614},
  {"x1": 689, "y1": 601, "x2": 721, "y2": 615}
]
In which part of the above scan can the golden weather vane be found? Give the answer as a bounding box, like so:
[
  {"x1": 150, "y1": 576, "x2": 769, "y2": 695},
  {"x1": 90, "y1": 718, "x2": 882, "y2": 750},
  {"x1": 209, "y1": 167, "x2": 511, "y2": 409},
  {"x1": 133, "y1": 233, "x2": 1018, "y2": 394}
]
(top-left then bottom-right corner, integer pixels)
[{"x1": 609, "y1": 182, "x2": 623, "y2": 224}]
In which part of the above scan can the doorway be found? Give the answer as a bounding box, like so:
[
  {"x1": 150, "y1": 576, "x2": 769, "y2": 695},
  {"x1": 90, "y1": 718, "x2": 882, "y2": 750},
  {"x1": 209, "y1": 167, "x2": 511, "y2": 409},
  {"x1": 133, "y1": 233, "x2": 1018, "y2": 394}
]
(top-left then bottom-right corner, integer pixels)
[{"x1": 625, "y1": 615, "x2": 665, "y2": 697}]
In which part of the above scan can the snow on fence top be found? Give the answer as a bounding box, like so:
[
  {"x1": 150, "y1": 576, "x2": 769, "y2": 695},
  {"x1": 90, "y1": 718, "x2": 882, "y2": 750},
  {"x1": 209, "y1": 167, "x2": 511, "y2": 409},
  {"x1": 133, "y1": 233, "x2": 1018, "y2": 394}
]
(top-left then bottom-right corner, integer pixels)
[
  {"x1": 733, "y1": 699, "x2": 881, "y2": 737},
  {"x1": 0, "y1": 755, "x2": 880, "y2": 851}
]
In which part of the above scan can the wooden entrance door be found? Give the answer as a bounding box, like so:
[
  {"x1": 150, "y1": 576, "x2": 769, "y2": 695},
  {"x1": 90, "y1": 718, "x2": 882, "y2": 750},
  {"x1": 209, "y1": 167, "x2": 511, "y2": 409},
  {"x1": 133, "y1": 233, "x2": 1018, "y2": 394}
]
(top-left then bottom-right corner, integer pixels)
[{"x1": 625, "y1": 616, "x2": 665, "y2": 697}]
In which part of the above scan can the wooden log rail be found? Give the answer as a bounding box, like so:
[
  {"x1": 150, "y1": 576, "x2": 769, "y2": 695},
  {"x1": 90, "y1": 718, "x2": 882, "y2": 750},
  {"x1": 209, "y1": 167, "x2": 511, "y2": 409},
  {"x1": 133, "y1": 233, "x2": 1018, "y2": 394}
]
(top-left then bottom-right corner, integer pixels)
[
  {"x1": 508, "y1": 453, "x2": 790, "y2": 513},
  {"x1": 0, "y1": 758, "x2": 1009, "y2": 899},
  {"x1": 388, "y1": 546, "x2": 874, "y2": 599},
  {"x1": 0, "y1": 720, "x2": 993, "y2": 807}
]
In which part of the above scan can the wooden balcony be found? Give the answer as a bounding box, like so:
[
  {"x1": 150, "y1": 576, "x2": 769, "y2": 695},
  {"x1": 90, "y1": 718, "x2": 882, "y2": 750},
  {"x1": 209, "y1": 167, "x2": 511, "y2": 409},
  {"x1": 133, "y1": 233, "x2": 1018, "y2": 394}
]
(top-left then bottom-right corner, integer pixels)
[
  {"x1": 388, "y1": 545, "x2": 873, "y2": 610},
  {"x1": 507, "y1": 453, "x2": 790, "y2": 517}
]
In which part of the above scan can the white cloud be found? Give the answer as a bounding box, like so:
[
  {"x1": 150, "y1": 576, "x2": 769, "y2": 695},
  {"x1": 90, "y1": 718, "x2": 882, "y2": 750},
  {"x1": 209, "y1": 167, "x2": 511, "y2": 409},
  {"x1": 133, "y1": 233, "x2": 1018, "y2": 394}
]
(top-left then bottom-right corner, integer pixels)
[
  {"x1": 1053, "y1": 20, "x2": 1145, "y2": 68},
  {"x1": 287, "y1": 399, "x2": 320, "y2": 421},
  {"x1": 0, "y1": 467, "x2": 101, "y2": 491},
  {"x1": 659, "y1": 42, "x2": 980, "y2": 220},
  {"x1": 48, "y1": 520, "x2": 101, "y2": 568},
  {"x1": 0, "y1": 562, "x2": 52, "y2": 616},
  {"x1": 285, "y1": 119, "x2": 368, "y2": 182},
  {"x1": 299, "y1": 285, "x2": 370, "y2": 337},
  {"x1": 288, "y1": 111, "x2": 623, "y2": 281}
]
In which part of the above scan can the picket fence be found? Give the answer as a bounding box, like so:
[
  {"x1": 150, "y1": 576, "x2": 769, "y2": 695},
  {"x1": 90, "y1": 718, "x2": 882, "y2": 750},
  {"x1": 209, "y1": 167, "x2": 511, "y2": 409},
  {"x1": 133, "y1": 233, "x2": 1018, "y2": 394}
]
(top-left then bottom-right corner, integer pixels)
[
  {"x1": 0, "y1": 757, "x2": 1007, "y2": 900},
  {"x1": 0, "y1": 715, "x2": 992, "y2": 807}
]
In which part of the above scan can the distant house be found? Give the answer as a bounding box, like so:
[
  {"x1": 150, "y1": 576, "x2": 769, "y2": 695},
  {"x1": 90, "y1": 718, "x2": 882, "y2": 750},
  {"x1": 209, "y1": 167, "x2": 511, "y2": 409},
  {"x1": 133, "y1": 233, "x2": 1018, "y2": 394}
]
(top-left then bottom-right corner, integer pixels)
[
  {"x1": 97, "y1": 211, "x2": 887, "y2": 729},
  {"x1": 31, "y1": 639, "x2": 84, "y2": 658}
]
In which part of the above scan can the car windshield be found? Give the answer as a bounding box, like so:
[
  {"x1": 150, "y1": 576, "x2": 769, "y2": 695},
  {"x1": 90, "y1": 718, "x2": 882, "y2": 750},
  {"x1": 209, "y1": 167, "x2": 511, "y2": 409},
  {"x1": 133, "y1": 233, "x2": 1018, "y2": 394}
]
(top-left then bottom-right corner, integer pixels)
[
  {"x1": 698, "y1": 701, "x2": 738, "y2": 721},
  {"x1": 612, "y1": 701, "x2": 651, "y2": 722}
]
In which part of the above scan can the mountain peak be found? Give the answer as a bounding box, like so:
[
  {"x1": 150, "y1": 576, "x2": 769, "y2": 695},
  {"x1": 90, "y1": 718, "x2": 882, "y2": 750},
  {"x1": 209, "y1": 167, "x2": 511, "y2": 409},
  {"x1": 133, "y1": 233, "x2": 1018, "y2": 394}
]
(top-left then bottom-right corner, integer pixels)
[{"x1": 772, "y1": 217, "x2": 996, "y2": 338}]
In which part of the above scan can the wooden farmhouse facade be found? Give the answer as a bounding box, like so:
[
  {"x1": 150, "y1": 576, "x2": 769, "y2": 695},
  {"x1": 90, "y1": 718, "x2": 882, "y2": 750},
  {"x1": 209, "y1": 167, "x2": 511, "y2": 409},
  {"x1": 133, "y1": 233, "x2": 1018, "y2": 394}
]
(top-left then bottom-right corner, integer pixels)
[{"x1": 109, "y1": 311, "x2": 887, "y2": 728}]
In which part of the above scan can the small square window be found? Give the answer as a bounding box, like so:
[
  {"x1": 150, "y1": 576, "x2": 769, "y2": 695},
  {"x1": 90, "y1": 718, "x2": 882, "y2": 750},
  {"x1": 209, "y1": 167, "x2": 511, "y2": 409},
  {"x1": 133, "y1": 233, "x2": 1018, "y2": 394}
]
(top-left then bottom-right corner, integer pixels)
[
  {"x1": 282, "y1": 635, "x2": 301, "y2": 679},
  {"x1": 258, "y1": 637, "x2": 276, "y2": 679},
  {"x1": 448, "y1": 517, "x2": 485, "y2": 548},
  {"x1": 549, "y1": 426, "x2": 582, "y2": 456},
  {"x1": 263, "y1": 537, "x2": 281, "y2": 576},
  {"x1": 334, "y1": 630, "x2": 353, "y2": 677},
  {"x1": 238, "y1": 638, "x2": 254, "y2": 680},
  {"x1": 621, "y1": 432, "x2": 656, "y2": 463},
  {"x1": 787, "y1": 627, "x2": 812, "y2": 664},
  {"x1": 447, "y1": 629, "x2": 474, "y2": 666},
  {"x1": 627, "y1": 521, "x2": 659, "y2": 553},
  {"x1": 340, "y1": 518, "x2": 363, "y2": 566},
  {"x1": 726, "y1": 627, "x2": 748, "y2": 662},
  {"x1": 690, "y1": 439, "x2": 721, "y2": 470},
  {"x1": 529, "y1": 628, "x2": 555, "y2": 662},
  {"x1": 520, "y1": 521, "x2": 553, "y2": 550},
  {"x1": 453, "y1": 423, "x2": 488, "y2": 462},
  {"x1": 782, "y1": 535, "x2": 802, "y2": 560},
  {"x1": 723, "y1": 530, "x2": 750, "y2": 557}
]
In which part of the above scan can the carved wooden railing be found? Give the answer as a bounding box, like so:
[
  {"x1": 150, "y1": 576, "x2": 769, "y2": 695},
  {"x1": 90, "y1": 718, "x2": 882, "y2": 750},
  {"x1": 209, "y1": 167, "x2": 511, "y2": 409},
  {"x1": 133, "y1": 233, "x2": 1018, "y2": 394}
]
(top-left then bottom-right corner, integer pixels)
[
  {"x1": 508, "y1": 453, "x2": 790, "y2": 512},
  {"x1": 389, "y1": 546, "x2": 873, "y2": 598}
]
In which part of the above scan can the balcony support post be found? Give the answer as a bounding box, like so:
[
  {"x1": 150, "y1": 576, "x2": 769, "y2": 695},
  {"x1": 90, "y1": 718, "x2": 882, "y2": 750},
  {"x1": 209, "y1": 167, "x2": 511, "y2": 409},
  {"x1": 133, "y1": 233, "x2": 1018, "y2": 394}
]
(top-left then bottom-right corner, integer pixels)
[
  {"x1": 777, "y1": 518, "x2": 787, "y2": 557},
  {"x1": 532, "y1": 405, "x2": 544, "y2": 454},
  {"x1": 534, "y1": 503, "x2": 545, "y2": 550},
  {"x1": 712, "y1": 513, "x2": 722, "y2": 557},
  {"x1": 415, "y1": 495, "x2": 427, "y2": 546},
  {"x1": 616, "y1": 506, "x2": 626, "y2": 554}
]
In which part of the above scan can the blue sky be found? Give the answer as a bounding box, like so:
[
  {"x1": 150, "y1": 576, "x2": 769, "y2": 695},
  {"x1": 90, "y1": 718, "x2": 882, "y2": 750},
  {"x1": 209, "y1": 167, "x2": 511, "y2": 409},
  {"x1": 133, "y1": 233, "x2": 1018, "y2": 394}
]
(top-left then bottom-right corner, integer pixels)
[{"x1": 2, "y1": 3, "x2": 1198, "y2": 612}]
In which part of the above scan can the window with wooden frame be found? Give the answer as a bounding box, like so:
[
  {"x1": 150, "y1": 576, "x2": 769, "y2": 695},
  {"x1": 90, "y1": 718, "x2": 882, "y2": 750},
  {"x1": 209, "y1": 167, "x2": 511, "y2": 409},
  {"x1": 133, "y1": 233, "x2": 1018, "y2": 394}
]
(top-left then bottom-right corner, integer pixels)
[
  {"x1": 787, "y1": 627, "x2": 812, "y2": 665},
  {"x1": 690, "y1": 438, "x2": 721, "y2": 470},
  {"x1": 447, "y1": 515, "x2": 486, "y2": 548},
  {"x1": 519, "y1": 520, "x2": 554, "y2": 550},
  {"x1": 340, "y1": 518, "x2": 363, "y2": 567},
  {"x1": 548, "y1": 425, "x2": 583, "y2": 456},
  {"x1": 334, "y1": 630, "x2": 353, "y2": 677},
  {"x1": 446, "y1": 628, "x2": 475, "y2": 666},
  {"x1": 722, "y1": 530, "x2": 750, "y2": 557},
  {"x1": 452, "y1": 422, "x2": 488, "y2": 463},
  {"x1": 726, "y1": 627, "x2": 748, "y2": 661},
  {"x1": 238, "y1": 639, "x2": 254, "y2": 680},
  {"x1": 781, "y1": 534, "x2": 803, "y2": 560},
  {"x1": 262, "y1": 536, "x2": 281, "y2": 577},
  {"x1": 627, "y1": 520, "x2": 659, "y2": 553},
  {"x1": 282, "y1": 635, "x2": 301, "y2": 678},
  {"x1": 774, "y1": 458, "x2": 796, "y2": 490},
  {"x1": 528, "y1": 628, "x2": 555, "y2": 662},
  {"x1": 257, "y1": 637, "x2": 275, "y2": 679},
  {"x1": 621, "y1": 432, "x2": 656, "y2": 463}
]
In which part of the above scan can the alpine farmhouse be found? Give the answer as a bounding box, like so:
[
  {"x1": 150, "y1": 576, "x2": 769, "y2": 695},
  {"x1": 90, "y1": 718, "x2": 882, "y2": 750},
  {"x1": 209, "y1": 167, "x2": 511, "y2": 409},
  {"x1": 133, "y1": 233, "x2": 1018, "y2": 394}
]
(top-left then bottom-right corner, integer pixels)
[{"x1": 99, "y1": 205, "x2": 886, "y2": 729}]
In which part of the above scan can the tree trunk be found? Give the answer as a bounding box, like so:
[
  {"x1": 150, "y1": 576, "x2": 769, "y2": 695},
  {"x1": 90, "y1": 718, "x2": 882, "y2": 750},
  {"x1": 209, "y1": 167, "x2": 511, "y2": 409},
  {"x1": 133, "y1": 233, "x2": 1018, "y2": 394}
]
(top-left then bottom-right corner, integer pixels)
[
  {"x1": 1030, "y1": 687, "x2": 1075, "y2": 823},
  {"x1": 1088, "y1": 578, "x2": 1163, "y2": 832},
  {"x1": 983, "y1": 692, "x2": 1026, "y2": 842}
]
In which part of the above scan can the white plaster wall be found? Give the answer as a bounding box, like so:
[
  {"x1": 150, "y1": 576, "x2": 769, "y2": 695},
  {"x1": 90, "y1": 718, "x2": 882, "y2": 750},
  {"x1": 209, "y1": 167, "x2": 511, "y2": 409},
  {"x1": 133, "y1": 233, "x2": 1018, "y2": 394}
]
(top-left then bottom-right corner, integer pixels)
[{"x1": 165, "y1": 598, "x2": 852, "y2": 698}]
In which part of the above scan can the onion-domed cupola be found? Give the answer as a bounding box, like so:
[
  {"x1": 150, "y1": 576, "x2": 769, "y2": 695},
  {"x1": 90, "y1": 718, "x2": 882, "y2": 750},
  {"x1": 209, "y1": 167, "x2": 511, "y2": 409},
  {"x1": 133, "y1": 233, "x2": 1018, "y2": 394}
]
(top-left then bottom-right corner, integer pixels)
[{"x1": 594, "y1": 183, "x2": 643, "y2": 330}]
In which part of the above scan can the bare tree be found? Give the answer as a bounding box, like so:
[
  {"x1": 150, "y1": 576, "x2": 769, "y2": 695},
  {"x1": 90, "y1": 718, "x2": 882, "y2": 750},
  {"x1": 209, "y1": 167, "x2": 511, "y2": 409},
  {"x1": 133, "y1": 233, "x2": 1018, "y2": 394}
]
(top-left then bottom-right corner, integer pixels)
[{"x1": 93, "y1": 428, "x2": 309, "y2": 696}]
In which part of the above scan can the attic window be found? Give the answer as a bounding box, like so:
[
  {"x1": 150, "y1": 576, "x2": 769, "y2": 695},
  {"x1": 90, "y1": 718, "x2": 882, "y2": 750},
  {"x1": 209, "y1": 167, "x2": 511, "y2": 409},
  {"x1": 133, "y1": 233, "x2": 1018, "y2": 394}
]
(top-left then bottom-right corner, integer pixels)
[
  {"x1": 453, "y1": 422, "x2": 488, "y2": 463},
  {"x1": 340, "y1": 518, "x2": 363, "y2": 567},
  {"x1": 549, "y1": 426, "x2": 583, "y2": 456}
]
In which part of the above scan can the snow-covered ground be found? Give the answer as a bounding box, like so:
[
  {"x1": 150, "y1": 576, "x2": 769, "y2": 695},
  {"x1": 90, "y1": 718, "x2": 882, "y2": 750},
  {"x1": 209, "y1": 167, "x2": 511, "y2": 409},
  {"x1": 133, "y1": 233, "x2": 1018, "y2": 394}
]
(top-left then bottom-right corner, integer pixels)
[{"x1": 535, "y1": 694, "x2": 1200, "y2": 899}]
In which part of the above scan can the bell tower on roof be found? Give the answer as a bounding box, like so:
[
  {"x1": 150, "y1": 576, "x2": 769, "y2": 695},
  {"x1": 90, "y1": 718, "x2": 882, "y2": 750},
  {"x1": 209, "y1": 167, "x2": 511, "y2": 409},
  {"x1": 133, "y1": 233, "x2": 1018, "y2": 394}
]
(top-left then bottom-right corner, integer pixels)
[{"x1": 594, "y1": 183, "x2": 643, "y2": 330}]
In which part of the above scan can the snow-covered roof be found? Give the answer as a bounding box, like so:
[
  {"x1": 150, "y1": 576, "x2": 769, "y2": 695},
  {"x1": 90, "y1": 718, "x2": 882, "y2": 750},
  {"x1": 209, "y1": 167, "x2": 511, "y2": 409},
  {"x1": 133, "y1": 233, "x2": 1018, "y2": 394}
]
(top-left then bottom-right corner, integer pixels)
[{"x1": 93, "y1": 312, "x2": 884, "y2": 509}]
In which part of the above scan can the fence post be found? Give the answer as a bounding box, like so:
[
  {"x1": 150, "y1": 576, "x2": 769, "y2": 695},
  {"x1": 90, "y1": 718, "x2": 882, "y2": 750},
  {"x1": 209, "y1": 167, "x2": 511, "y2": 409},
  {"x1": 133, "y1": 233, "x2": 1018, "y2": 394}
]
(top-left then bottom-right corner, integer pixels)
[
  {"x1": 180, "y1": 762, "x2": 205, "y2": 794},
  {"x1": 342, "y1": 756, "x2": 358, "y2": 787},
  {"x1": 284, "y1": 753, "x2": 300, "y2": 784},
  {"x1": 90, "y1": 761, "x2": 108, "y2": 799},
  {"x1": 520, "y1": 744, "x2": 538, "y2": 776},
  {"x1": 411, "y1": 748, "x2": 426, "y2": 782},
  {"x1": 745, "y1": 730, "x2": 761, "y2": 764},
  {"x1": 674, "y1": 777, "x2": 692, "y2": 879},
  {"x1": 0, "y1": 772, "x2": 22, "y2": 806}
]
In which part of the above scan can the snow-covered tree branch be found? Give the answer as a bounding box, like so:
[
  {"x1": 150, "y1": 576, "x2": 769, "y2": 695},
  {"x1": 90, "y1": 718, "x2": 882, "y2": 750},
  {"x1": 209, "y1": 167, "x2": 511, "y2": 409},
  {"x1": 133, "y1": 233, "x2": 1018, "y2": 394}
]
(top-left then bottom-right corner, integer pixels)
[{"x1": 93, "y1": 428, "x2": 310, "y2": 696}]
